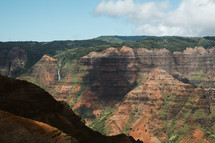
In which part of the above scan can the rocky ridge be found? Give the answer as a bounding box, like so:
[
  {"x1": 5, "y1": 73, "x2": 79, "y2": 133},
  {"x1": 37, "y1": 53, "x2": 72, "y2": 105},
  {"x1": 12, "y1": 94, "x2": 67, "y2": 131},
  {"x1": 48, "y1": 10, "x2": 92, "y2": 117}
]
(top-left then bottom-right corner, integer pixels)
[
  {"x1": 137, "y1": 47, "x2": 215, "y2": 86},
  {"x1": 14, "y1": 46, "x2": 215, "y2": 142},
  {"x1": 17, "y1": 46, "x2": 215, "y2": 104},
  {"x1": 0, "y1": 75, "x2": 141, "y2": 143},
  {"x1": 104, "y1": 68, "x2": 215, "y2": 142},
  {"x1": 0, "y1": 110, "x2": 76, "y2": 143},
  {"x1": 81, "y1": 46, "x2": 139, "y2": 101},
  {"x1": 18, "y1": 54, "x2": 58, "y2": 89}
]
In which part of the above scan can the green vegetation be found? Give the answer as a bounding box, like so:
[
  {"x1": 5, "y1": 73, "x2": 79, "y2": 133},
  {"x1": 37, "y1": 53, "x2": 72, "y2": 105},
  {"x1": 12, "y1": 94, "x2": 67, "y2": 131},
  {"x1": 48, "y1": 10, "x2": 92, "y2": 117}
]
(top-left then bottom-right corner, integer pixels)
[
  {"x1": 89, "y1": 106, "x2": 117, "y2": 135},
  {"x1": 68, "y1": 85, "x2": 86, "y2": 108},
  {"x1": 0, "y1": 40, "x2": 111, "y2": 77},
  {"x1": 128, "y1": 105, "x2": 144, "y2": 125},
  {"x1": 157, "y1": 86, "x2": 215, "y2": 142},
  {"x1": 131, "y1": 73, "x2": 148, "y2": 90},
  {"x1": 122, "y1": 124, "x2": 132, "y2": 135},
  {"x1": 2, "y1": 36, "x2": 215, "y2": 78},
  {"x1": 89, "y1": 110, "x2": 113, "y2": 135},
  {"x1": 122, "y1": 36, "x2": 215, "y2": 51},
  {"x1": 75, "y1": 104, "x2": 96, "y2": 119},
  {"x1": 26, "y1": 77, "x2": 40, "y2": 86},
  {"x1": 158, "y1": 88, "x2": 192, "y2": 142},
  {"x1": 2, "y1": 36, "x2": 215, "y2": 141},
  {"x1": 187, "y1": 70, "x2": 215, "y2": 87},
  {"x1": 190, "y1": 70, "x2": 207, "y2": 81}
]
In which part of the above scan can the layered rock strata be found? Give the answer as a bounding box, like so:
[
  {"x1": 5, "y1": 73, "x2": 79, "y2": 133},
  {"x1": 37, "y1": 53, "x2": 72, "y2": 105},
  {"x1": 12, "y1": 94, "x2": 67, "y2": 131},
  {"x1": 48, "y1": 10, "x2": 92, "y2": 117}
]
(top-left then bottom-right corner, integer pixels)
[
  {"x1": 18, "y1": 54, "x2": 58, "y2": 88},
  {"x1": 81, "y1": 46, "x2": 139, "y2": 101},
  {"x1": 0, "y1": 75, "x2": 141, "y2": 143},
  {"x1": 137, "y1": 47, "x2": 215, "y2": 87},
  {"x1": 104, "y1": 68, "x2": 215, "y2": 142}
]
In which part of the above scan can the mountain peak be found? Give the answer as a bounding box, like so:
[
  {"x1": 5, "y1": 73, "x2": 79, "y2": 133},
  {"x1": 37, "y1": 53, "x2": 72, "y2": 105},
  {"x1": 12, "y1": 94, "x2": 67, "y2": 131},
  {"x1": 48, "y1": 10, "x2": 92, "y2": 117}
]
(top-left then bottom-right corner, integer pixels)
[{"x1": 40, "y1": 54, "x2": 58, "y2": 62}]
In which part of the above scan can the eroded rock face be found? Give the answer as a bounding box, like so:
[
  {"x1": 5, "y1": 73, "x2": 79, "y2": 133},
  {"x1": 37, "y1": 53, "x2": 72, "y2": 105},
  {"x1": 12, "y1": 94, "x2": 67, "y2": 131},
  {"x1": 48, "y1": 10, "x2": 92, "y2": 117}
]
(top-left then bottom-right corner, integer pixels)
[
  {"x1": 0, "y1": 110, "x2": 77, "y2": 143},
  {"x1": 173, "y1": 47, "x2": 214, "y2": 75},
  {"x1": 136, "y1": 47, "x2": 215, "y2": 75},
  {"x1": 137, "y1": 48, "x2": 176, "y2": 73},
  {"x1": 137, "y1": 47, "x2": 215, "y2": 87},
  {"x1": 81, "y1": 46, "x2": 139, "y2": 101},
  {"x1": 0, "y1": 47, "x2": 27, "y2": 77},
  {"x1": 104, "y1": 68, "x2": 215, "y2": 143},
  {"x1": 17, "y1": 46, "x2": 215, "y2": 105},
  {"x1": 18, "y1": 54, "x2": 58, "y2": 90},
  {"x1": 81, "y1": 46, "x2": 215, "y2": 93},
  {"x1": 0, "y1": 75, "x2": 141, "y2": 143},
  {"x1": 14, "y1": 46, "x2": 215, "y2": 143}
]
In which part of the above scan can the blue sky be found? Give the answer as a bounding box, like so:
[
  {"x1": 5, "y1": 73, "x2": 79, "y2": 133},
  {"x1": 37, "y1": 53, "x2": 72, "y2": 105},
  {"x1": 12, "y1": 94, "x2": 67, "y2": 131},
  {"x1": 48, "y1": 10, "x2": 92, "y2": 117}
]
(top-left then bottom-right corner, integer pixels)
[{"x1": 0, "y1": 0, "x2": 214, "y2": 41}]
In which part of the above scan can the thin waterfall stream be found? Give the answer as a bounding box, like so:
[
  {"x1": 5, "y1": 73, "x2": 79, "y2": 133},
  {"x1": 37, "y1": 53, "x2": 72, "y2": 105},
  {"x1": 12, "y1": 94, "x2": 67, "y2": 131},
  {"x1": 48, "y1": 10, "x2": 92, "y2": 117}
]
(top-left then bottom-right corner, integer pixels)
[{"x1": 58, "y1": 61, "x2": 61, "y2": 81}]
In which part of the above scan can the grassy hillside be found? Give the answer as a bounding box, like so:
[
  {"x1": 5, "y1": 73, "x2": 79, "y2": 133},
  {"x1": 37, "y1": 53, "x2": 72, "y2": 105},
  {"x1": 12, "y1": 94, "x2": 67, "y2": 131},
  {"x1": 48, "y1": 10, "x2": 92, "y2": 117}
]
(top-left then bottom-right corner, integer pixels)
[{"x1": 122, "y1": 36, "x2": 215, "y2": 51}]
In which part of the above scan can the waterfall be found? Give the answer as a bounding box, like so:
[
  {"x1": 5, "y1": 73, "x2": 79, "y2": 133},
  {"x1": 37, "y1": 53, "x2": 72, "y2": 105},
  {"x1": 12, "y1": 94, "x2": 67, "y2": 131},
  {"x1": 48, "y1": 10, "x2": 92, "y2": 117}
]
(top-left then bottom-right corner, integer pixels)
[{"x1": 58, "y1": 62, "x2": 61, "y2": 81}]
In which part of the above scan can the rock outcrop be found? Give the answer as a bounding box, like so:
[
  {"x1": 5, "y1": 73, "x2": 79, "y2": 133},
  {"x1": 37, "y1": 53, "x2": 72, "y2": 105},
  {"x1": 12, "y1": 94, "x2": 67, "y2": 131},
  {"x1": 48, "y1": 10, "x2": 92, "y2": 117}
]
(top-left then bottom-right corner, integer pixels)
[
  {"x1": 18, "y1": 54, "x2": 83, "y2": 101},
  {"x1": 18, "y1": 54, "x2": 58, "y2": 89},
  {"x1": 17, "y1": 46, "x2": 215, "y2": 105},
  {"x1": 136, "y1": 48, "x2": 176, "y2": 73},
  {"x1": 137, "y1": 47, "x2": 215, "y2": 87},
  {"x1": 0, "y1": 75, "x2": 141, "y2": 143},
  {"x1": 0, "y1": 47, "x2": 27, "y2": 77},
  {"x1": 15, "y1": 46, "x2": 215, "y2": 143},
  {"x1": 81, "y1": 46, "x2": 139, "y2": 101},
  {"x1": 103, "y1": 68, "x2": 215, "y2": 143}
]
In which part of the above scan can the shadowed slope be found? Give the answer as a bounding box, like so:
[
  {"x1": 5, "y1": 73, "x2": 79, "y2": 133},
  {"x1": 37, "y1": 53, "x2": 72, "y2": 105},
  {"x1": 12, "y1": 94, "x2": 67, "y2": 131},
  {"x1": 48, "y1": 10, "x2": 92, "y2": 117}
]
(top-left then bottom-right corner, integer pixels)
[{"x1": 0, "y1": 75, "x2": 141, "y2": 143}]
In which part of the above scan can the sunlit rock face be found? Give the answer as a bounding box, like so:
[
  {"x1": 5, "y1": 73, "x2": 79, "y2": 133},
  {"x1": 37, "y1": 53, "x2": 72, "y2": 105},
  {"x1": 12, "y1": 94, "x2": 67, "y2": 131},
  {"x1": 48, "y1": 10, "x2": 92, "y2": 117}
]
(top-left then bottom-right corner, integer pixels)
[
  {"x1": 136, "y1": 48, "x2": 176, "y2": 73},
  {"x1": 0, "y1": 110, "x2": 77, "y2": 143},
  {"x1": 104, "y1": 68, "x2": 215, "y2": 143},
  {"x1": 17, "y1": 46, "x2": 215, "y2": 105},
  {"x1": 6, "y1": 45, "x2": 215, "y2": 143},
  {"x1": 0, "y1": 47, "x2": 27, "y2": 77},
  {"x1": 173, "y1": 47, "x2": 214, "y2": 75},
  {"x1": 18, "y1": 54, "x2": 58, "y2": 87},
  {"x1": 137, "y1": 47, "x2": 215, "y2": 87},
  {"x1": 136, "y1": 47, "x2": 215, "y2": 75},
  {"x1": 172, "y1": 47, "x2": 215, "y2": 87}
]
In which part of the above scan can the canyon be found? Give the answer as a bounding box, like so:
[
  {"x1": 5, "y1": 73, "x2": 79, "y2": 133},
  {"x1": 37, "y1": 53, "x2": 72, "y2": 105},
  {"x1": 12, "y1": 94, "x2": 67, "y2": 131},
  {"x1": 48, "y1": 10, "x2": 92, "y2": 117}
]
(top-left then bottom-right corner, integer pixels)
[
  {"x1": 0, "y1": 75, "x2": 140, "y2": 143},
  {"x1": 1, "y1": 37, "x2": 215, "y2": 142}
]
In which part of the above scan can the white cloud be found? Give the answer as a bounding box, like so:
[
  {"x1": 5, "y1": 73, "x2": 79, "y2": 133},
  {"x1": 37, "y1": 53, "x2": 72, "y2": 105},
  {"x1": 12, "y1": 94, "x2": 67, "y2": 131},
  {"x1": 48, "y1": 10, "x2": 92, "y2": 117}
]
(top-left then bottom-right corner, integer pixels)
[{"x1": 95, "y1": 0, "x2": 215, "y2": 36}]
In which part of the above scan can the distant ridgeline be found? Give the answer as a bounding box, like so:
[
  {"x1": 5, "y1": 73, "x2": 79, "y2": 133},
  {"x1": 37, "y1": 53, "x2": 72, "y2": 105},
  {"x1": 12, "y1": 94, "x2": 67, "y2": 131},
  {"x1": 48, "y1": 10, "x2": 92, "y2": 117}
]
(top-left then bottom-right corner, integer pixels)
[
  {"x1": 1, "y1": 36, "x2": 215, "y2": 142},
  {"x1": 1, "y1": 36, "x2": 215, "y2": 77}
]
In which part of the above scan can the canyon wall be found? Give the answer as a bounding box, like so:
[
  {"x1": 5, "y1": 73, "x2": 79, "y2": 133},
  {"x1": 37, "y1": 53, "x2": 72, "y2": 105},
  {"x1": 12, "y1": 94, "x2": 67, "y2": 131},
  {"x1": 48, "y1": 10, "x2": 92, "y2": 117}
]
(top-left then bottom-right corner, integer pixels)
[
  {"x1": 0, "y1": 75, "x2": 141, "y2": 143},
  {"x1": 18, "y1": 54, "x2": 58, "y2": 90},
  {"x1": 137, "y1": 47, "x2": 215, "y2": 87},
  {"x1": 104, "y1": 68, "x2": 215, "y2": 142},
  {"x1": 81, "y1": 46, "x2": 139, "y2": 101},
  {"x1": 16, "y1": 46, "x2": 215, "y2": 113},
  {"x1": 0, "y1": 47, "x2": 27, "y2": 77},
  {"x1": 2, "y1": 46, "x2": 215, "y2": 143}
]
